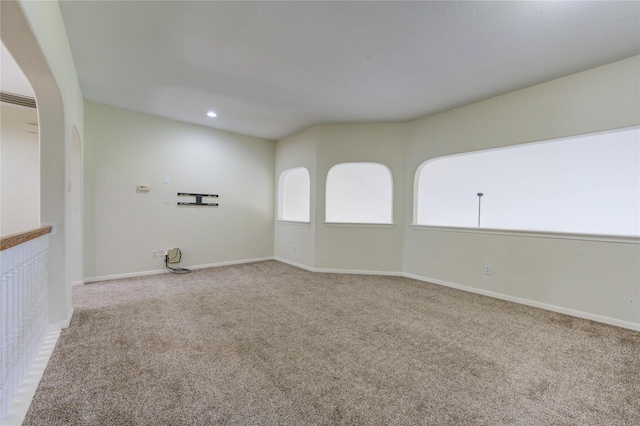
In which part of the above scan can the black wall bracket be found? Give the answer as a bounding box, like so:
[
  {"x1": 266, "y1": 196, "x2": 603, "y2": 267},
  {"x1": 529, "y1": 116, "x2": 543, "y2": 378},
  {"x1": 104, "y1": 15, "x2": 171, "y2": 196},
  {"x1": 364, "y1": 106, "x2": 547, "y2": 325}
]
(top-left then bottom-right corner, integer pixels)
[{"x1": 177, "y1": 192, "x2": 219, "y2": 207}]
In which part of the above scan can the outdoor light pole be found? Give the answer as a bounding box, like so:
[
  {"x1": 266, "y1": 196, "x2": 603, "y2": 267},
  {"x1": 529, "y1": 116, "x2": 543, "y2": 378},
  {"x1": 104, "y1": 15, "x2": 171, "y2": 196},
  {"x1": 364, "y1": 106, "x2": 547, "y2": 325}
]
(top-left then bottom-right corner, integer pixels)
[{"x1": 477, "y1": 193, "x2": 484, "y2": 228}]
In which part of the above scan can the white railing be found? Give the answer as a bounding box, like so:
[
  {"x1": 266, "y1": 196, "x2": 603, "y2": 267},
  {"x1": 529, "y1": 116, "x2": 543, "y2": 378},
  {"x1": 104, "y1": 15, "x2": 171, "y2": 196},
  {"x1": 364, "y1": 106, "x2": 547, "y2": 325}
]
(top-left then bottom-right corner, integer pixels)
[{"x1": 1, "y1": 226, "x2": 51, "y2": 418}]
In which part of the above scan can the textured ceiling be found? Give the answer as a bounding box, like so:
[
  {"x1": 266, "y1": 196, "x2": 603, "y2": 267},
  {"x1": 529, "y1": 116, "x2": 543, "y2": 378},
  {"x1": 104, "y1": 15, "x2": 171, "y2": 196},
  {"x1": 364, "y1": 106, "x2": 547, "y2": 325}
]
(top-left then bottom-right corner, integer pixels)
[{"x1": 59, "y1": 1, "x2": 640, "y2": 140}]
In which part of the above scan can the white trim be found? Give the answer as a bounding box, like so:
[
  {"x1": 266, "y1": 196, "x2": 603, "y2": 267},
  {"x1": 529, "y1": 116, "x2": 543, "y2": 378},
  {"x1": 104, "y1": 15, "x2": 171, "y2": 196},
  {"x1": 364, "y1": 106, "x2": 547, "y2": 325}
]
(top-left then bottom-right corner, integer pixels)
[
  {"x1": 315, "y1": 267, "x2": 403, "y2": 276},
  {"x1": 275, "y1": 220, "x2": 311, "y2": 226},
  {"x1": 324, "y1": 222, "x2": 395, "y2": 228},
  {"x1": 2, "y1": 330, "x2": 61, "y2": 425},
  {"x1": 403, "y1": 273, "x2": 640, "y2": 332},
  {"x1": 84, "y1": 257, "x2": 275, "y2": 283},
  {"x1": 48, "y1": 307, "x2": 74, "y2": 332},
  {"x1": 274, "y1": 257, "x2": 315, "y2": 272},
  {"x1": 72, "y1": 280, "x2": 84, "y2": 286},
  {"x1": 274, "y1": 257, "x2": 402, "y2": 276},
  {"x1": 188, "y1": 257, "x2": 274, "y2": 271},
  {"x1": 85, "y1": 268, "x2": 167, "y2": 283},
  {"x1": 409, "y1": 225, "x2": 640, "y2": 244}
]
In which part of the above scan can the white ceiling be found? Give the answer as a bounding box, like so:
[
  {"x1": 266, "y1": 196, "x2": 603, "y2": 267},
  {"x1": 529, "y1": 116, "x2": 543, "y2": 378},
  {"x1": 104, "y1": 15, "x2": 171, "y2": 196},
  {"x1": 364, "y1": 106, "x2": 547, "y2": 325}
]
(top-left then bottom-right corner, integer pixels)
[{"x1": 58, "y1": 1, "x2": 640, "y2": 140}]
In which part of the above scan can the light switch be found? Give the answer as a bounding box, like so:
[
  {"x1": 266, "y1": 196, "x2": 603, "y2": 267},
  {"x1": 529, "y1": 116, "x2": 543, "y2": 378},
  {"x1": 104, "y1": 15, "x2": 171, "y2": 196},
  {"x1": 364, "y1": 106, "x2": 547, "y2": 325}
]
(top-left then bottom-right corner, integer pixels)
[{"x1": 164, "y1": 176, "x2": 170, "y2": 184}]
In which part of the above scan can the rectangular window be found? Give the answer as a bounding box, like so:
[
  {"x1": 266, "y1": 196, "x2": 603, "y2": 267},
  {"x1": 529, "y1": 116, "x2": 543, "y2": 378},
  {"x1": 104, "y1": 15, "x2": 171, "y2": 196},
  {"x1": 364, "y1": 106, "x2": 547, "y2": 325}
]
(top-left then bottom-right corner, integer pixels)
[{"x1": 414, "y1": 127, "x2": 640, "y2": 236}]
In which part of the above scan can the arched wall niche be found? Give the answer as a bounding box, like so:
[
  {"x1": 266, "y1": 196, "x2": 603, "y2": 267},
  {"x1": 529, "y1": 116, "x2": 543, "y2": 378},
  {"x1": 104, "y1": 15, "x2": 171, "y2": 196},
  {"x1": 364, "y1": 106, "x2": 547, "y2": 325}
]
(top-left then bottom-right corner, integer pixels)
[{"x1": 278, "y1": 167, "x2": 311, "y2": 222}]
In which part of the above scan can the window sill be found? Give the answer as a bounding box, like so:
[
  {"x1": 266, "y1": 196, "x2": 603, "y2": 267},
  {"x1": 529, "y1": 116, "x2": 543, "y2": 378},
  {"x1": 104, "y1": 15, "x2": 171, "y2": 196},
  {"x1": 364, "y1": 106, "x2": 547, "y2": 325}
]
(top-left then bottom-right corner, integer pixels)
[
  {"x1": 409, "y1": 225, "x2": 640, "y2": 244},
  {"x1": 276, "y1": 220, "x2": 311, "y2": 226},
  {"x1": 324, "y1": 222, "x2": 395, "y2": 228}
]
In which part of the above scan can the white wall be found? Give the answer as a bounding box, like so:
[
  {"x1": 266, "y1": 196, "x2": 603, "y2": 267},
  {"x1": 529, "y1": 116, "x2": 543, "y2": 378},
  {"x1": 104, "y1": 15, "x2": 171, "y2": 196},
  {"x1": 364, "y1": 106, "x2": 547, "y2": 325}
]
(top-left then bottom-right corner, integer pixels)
[
  {"x1": 1, "y1": 2, "x2": 635, "y2": 332},
  {"x1": 274, "y1": 126, "x2": 318, "y2": 269},
  {"x1": 2, "y1": 0, "x2": 85, "y2": 327},
  {"x1": 275, "y1": 123, "x2": 407, "y2": 273},
  {"x1": 0, "y1": 105, "x2": 39, "y2": 236},
  {"x1": 69, "y1": 127, "x2": 83, "y2": 285},
  {"x1": 314, "y1": 123, "x2": 407, "y2": 273},
  {"x1": 404, "y1": 56, "x2": 640, "y2": 327},
  {"x1": 275, "y1": 56, "x2": 639, "y2": 329},
  {"x1": 84, "y1": 102, "x2": 275, "y2": 279}
]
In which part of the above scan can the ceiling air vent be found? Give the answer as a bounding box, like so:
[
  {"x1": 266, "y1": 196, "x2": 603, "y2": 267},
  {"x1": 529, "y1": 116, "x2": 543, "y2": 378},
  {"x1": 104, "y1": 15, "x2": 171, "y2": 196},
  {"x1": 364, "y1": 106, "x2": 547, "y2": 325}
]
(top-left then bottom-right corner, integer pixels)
[{"x1": 0, "y1": 91, "x2": 37, "y2": 109}]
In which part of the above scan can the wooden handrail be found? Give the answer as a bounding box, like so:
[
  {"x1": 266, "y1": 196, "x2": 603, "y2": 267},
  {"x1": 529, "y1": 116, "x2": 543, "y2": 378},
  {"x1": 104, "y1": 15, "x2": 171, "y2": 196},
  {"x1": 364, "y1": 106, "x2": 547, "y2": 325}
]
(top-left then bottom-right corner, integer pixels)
[{"x1": 1, "y1": 225, "x2": 53, "y2": 251}]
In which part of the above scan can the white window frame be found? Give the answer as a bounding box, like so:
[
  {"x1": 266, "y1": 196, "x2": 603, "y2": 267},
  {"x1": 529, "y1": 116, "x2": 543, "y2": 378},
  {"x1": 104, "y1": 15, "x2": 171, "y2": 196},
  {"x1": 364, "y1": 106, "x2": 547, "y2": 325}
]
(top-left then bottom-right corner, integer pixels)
[
  {"x1": 325, "y1": 162, "x2": 394, "y2": 225},
  {"x1": 413, "y1": 126, "x2": 640, "y2": 239},
  {"x1": 277, "y1": 167, "x2": 310, "y2": 223}
]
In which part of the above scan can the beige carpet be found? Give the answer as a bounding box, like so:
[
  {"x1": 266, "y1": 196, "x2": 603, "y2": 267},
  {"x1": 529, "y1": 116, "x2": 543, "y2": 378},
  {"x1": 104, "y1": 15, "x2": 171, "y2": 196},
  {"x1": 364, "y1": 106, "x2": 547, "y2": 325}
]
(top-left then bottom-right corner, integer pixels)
[{"x1": 24, "y1": 261, "x2": 639, "y2": 425}]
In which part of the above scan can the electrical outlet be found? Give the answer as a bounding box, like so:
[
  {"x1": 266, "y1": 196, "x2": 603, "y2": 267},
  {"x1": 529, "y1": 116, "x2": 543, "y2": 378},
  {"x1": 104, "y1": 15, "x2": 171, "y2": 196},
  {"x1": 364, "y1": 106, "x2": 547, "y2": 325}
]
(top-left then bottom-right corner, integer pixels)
[
  {"x1": 152, "y1": 250, "x2": 158, "y2": 258},
  {"x1": 484, "y1": 265, "x2": 492, "y2": 275},
  {"x1": 292, "y1": 245, "x2": 297, "y2": 252}
]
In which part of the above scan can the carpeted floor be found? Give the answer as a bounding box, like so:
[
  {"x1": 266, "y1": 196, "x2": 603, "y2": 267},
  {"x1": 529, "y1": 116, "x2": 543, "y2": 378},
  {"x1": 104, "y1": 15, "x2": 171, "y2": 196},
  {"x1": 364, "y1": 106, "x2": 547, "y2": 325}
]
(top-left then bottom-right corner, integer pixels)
[{"x1": 24, "y1": 261, "x2": 639, "y2": 425}]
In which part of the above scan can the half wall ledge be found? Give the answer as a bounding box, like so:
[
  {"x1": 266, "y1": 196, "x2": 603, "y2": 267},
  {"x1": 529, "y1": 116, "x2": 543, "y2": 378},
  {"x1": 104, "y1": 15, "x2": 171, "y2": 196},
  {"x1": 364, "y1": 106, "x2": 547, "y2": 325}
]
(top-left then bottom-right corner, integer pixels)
[{"x1": 1, "y1": 226, "x2": 53, "y2": 251}]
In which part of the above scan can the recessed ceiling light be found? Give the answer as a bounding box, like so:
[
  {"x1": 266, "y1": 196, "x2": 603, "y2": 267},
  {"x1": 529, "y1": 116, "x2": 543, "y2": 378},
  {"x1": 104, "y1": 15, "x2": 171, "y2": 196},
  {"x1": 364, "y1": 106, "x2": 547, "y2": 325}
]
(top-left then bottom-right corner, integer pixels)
[{"x1": 206, "y1": 111, "x2": 217, "y2": 118}]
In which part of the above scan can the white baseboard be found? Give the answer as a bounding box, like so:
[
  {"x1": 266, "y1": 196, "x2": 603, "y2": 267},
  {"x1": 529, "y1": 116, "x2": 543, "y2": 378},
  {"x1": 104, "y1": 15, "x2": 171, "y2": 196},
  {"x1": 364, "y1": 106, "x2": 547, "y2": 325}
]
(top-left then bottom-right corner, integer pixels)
[
  {"x1": 2, "y1": 329, "x2": 61, "y2": 425},
  {"x1": 403, "y1": 273, "x2": 640, "y2": 332},
  {"x1": 315, "y1": 267, "x2": 403, "y2": 277},
  {"x1": 48, "y1": 307, "x2": 74, "y2": 332},
  {"x1": 84, "y1": 257, "x2": 275, "y2": 283},
  {"x1": 274, "y1": 257, "x2": 315, "y2": 272},
  {"x1": 274, "y1": 257, "x2": 403, "y2": 277},
  {"x1": 189, "y1": 257, "x2": 274, "y2": 270},
  {"x1": 84, "y1": 268, "x2": 167, "y2": 283},
  {"x1": 72, "y1": 280, "x2": 85, "y2": 286}
]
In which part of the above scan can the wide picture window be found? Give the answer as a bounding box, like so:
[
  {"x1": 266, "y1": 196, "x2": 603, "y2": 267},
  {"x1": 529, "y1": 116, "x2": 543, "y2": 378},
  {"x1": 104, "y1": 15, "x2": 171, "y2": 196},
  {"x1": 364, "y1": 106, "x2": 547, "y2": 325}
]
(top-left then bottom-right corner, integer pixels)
[{"x1": 414, "y1": 127, "x2": 640, "y2": 236}]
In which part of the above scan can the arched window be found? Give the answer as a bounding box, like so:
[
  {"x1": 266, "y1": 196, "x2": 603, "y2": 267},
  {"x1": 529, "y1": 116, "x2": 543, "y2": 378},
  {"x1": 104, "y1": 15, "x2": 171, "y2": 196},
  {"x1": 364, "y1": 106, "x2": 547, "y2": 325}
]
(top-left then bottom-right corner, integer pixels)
[
  {"x1": 277, "y1": 167, "x2": 310, "y2": 222},
  {"x1": 414, "y1": 127, "x2": 640, "y2": 236},
  {"x1": 326, "y1": 162, "x2": 393, "y2": 224}
]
